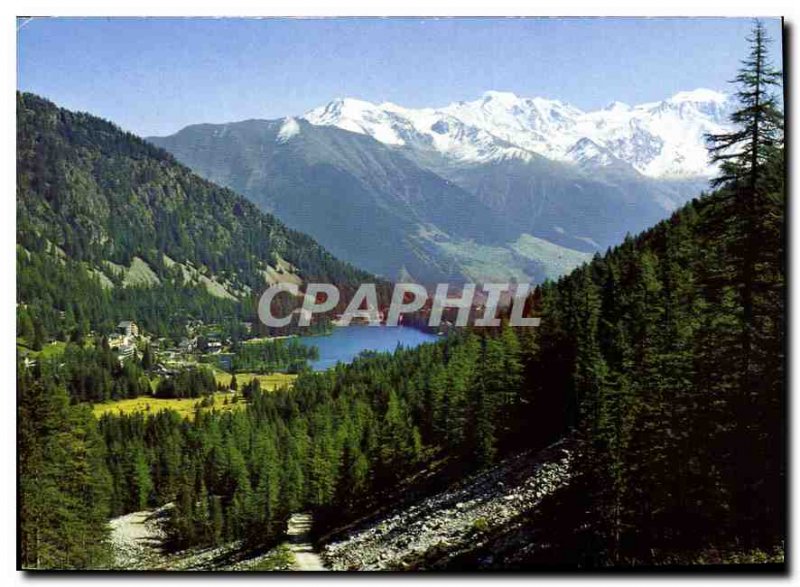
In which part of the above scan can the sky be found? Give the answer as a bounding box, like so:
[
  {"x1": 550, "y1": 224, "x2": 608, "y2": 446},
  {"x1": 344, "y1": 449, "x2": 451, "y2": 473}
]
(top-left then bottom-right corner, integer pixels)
[{"x1": 17, "y1": 17, "x2": 784, "y2": 137}]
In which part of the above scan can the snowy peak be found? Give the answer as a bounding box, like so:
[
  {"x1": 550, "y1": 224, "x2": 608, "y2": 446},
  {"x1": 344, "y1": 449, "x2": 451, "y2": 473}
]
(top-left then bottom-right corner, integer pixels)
[
  {"x1": 566, "y1": 137, "x2": 621, "y2": 168},
  {"x1": 481, "y1": 90, "x2": 522, "y2": 104},
  {"x1": 604, "y1": 101, "x2": 631, "y2": 113},
  {"x1": 276, "y1": 117, "x2": 300, "y2": 143},
  {"x1": 442, "y1": 93, "x2": 583, "y2": 142},
  {"x1": 305, "y1": 98, "x2": 408, "y2": 146},
  {"x1": 303, "y1": 88, "x2": 732, "y2": 178},
  {"x1": 668, "y1": 88, "x2": 727, "y2": 105}
]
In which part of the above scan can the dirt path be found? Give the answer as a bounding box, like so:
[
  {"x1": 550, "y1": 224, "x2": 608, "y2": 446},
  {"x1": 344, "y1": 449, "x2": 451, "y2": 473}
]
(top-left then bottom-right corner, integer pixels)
[
  {"x1": 109, "y1": 506, "x2": 325, "y2": 570},
  {"x1": 108, "y1": 506, "x2": 169, "y2": 569},
  {"x1": 286, "y1": 513, "x2": 327, "y2": 571}
]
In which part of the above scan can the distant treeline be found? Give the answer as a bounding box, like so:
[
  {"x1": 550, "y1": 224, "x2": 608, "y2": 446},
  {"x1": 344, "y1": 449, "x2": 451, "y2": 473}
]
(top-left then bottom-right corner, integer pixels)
[
  {"x1": 230, "y1": 339, "x2": 319, "y2": 374},
  {"x1": 155, "y1": 367, "x2": 217, "y2": 399}
]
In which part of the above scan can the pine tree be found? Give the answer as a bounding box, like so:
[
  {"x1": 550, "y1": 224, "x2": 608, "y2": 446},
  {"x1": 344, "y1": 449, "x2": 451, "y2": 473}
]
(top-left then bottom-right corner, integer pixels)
[
  {"x1": 705, "y1": 19, "x2": 782, "y2": 390},
  {"x1": 703, "y1": 19, "x2": 784, "y2": 545},
  {"x1": 19, "y1": 368, "x2": 112, "y2": 569},
  {"x1": 130, "y1": 447, "x2": 153, "y2": 511},
  {"x1": 209, "y1": 495, "x2": 224, "y2": 546},
  {"x1": 141, "y1": 343, "x2": 154, "y2": 370}
]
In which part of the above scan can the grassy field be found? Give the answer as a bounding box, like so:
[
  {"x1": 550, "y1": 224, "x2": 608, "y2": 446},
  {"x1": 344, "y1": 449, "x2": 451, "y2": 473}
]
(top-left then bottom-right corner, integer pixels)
[
  {"x1": 17, "y1": 340, "x2": 69, "y2": 359},
  {"x1": 18, "y1": 337, "x2": 106, "y2": 360},
  {"x1": 92, "y1": 391, "x2": 247, "y2": 419},
  {"x1": 510, "y1": 233, "x2": 592, "y2": 280},
  {"x1": 241, "y1": 335, "x2": 297, "y2": 344},
  {"x1": 432, "y1": 231, "x2": 591, "y2": 283},
  {"x1": 213, "y1": 371, "x2": 297, "y2": 391},
  {"x1": 92, "y1": 372, "x2": 297, "y2": 420}
]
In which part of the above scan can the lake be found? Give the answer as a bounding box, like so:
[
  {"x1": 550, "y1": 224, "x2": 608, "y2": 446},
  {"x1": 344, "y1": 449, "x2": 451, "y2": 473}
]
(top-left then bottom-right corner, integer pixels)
[{"x1": 296, "y1": 325, "x2": 440, "y2": 371}]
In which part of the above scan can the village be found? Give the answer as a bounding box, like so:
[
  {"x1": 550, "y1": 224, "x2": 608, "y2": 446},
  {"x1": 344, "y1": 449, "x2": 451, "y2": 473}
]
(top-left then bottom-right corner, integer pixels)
[
  {"x1": 106, "y1": 319, "x2": 256, "y2": 373},
  {"x1": 87, "y1": 318, "x2": 302, "y2": 420}
]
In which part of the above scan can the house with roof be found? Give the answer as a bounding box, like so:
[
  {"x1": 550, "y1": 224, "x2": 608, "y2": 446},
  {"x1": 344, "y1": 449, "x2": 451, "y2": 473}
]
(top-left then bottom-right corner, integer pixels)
[{"x1": 117, "y1": 321, "x2": 139, "y2": 338}]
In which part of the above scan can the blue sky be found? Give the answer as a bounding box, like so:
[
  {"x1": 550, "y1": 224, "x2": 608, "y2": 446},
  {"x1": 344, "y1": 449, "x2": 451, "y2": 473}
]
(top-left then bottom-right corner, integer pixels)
[{"x1": 17, "y1": 17, "x2": 783, "y2": 137}]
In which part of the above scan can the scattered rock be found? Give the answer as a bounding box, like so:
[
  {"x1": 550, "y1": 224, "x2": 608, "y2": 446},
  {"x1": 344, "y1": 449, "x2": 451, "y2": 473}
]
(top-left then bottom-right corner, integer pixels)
[{"x1": 321, "y1": 440, "x2": 572, "y2": 571}]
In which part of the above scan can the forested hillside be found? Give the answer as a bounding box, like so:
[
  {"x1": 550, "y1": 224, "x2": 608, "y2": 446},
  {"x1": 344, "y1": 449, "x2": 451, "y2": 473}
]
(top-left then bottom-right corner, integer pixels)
[
  {"x1": 497, "y1": 23, "x2": 785, "y2": 564},
  {"x1": 17, "y1": 92, "x2": 372, "y2": 339},
  {"x1": 522, "y1": 156, "x2": 784, "y2": 563}
]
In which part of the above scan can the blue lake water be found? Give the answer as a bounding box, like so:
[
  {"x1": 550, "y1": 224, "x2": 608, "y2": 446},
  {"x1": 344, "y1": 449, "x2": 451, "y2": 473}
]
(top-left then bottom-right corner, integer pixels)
[{"x1": 296, "y1": 325, "x2": 440, "y2": 371}]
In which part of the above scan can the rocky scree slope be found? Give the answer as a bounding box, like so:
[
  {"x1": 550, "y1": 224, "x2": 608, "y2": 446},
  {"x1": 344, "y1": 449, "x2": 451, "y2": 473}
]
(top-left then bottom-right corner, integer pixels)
[{"x1": 320, "y1": 440, "x2": 572, "y2": 570}]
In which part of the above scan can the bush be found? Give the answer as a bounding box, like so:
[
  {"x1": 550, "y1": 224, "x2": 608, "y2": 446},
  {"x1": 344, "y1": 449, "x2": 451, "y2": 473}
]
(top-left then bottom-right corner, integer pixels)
[{"x1": 471, "y1": 517, "x2": 489, "y2": 534}]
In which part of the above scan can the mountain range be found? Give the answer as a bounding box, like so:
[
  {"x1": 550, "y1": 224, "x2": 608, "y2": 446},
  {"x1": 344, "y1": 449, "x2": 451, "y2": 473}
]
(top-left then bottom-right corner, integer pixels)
[
  {"x1": 151, "y1": 89, "x2": 729, "y2": 284},
  {"x1": 304, "y1": 88, "x2": 731, "y2": 178}
]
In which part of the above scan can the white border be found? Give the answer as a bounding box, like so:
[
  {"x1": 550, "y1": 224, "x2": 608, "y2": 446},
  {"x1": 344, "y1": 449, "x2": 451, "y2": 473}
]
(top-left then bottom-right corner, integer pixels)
[
  {"x1": 3, "y1": 2, "x2": 797, "y2": 586},
  {"x1": 2, "y1": 1, "x2": 795, "y2": 17}
]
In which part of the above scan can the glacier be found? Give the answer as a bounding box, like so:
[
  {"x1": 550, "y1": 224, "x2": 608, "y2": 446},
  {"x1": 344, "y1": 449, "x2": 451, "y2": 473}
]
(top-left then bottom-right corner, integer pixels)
[{"x1": 303, "y1": 88, "x2": 733, "y2": 179}]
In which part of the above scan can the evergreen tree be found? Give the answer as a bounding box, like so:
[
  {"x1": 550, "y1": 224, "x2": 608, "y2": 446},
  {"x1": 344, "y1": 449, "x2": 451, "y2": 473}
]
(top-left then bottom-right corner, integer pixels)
[
  {"x1": 702, "y1": 19, "x2": 785, "y2": 545},
  {"x1": 19, "y1": 367, "x2": 112, "y2": 569}
]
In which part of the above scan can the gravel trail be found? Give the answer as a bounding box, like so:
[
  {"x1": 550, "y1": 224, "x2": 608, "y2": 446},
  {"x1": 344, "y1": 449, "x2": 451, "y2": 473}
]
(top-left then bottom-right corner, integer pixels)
[{"x1": 287, "y1": 513, "x2": 327, "y2": 571}]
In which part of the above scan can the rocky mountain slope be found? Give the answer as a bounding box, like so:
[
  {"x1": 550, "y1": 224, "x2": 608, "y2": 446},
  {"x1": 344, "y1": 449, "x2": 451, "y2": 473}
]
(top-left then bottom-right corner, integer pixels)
[
  {"x1": 319, "y1": 440, "x2": 572, "y2": 571},
  {"x1": 107, "y1": 440, "x2": 572, "y2": 571},
  {"x1": 108, "y1": 505, "x2": 297, "y2": 571}
]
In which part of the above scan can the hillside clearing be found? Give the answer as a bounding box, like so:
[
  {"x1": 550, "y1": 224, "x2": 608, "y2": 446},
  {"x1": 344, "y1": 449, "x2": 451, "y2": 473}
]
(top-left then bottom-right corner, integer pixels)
[
  {"x1": 212, "y1": 371, "x2": 297, "y2": 390},
  {"x1": 92, "y1": 392, "x2": 246, "y2": 419},
  {"x1": 92, "y1": 374, "x2": 296, "y2": 419}
]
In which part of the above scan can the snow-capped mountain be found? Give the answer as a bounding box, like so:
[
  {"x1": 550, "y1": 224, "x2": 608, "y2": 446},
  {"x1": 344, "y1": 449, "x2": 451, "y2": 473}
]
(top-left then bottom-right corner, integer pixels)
[
  {"x1": 304, "y1": 88, "x2": 732, "y2": 178},
  {"x1": 154, "y1": 99, "x2": 715, "y2": 284},
  {"x1": 304, "y1": 96, "x2": 532, "y2": 163}
]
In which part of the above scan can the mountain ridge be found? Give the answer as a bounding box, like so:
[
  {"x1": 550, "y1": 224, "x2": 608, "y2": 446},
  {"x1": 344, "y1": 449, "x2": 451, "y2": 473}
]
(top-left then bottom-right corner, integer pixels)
[
  {"x1": 304, "y1": 88, "x2": 731, "y2": 178},
  {"x1": 16, "y1": 92, "x2": 375, "y2": 337},
  {"x1": 151, "y1": 117, "x2": 525, "y2": 283}
]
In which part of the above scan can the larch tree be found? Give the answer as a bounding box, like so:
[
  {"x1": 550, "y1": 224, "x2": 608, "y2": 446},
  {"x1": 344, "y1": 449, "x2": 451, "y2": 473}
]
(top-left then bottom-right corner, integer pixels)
[{"x1": 705, "y1": 19, "x2": 783, "y2": 392}]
